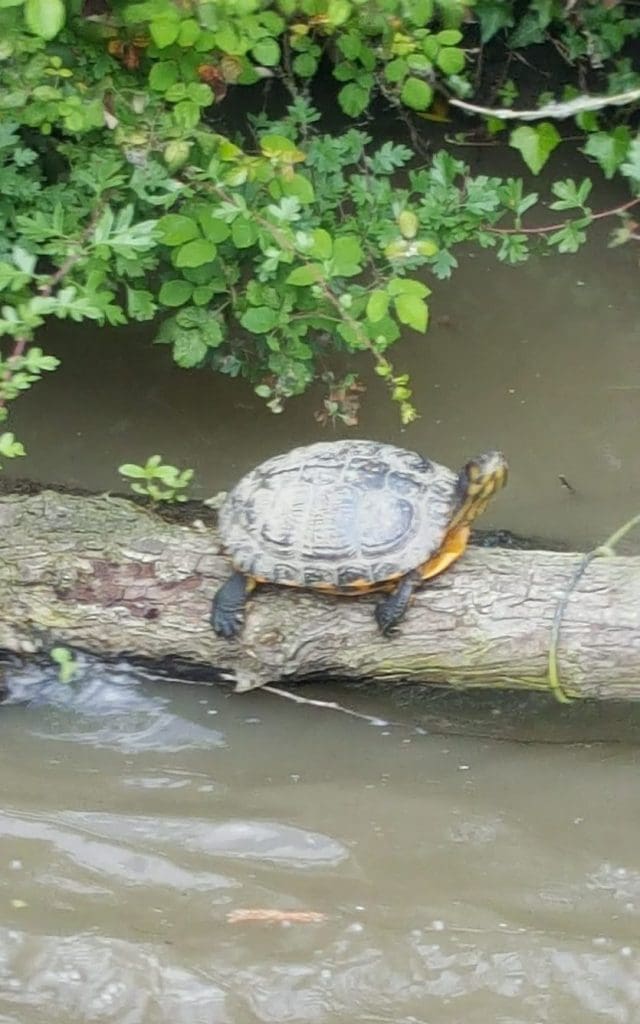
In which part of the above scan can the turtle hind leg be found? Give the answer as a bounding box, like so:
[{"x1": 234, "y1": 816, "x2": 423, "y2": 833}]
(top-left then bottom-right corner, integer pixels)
[
  {"x1": 375, "y1": 570, "x2": 422, "y2": 635},
  {"x1": 211, "y1": 572, "x2": 256, "y2": 638}
]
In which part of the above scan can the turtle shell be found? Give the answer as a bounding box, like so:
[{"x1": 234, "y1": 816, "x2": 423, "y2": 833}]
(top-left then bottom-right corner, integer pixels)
[{"x1": 218, "y1": 440, "x2": 460, "y2": 590}]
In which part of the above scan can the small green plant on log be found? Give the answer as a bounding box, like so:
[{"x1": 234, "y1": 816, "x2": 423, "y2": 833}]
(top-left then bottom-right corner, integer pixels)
[
  {"x1": 0, "y1": 0, "x2": 639, "y2": 460},
  {"x1": 118, "y1": 454, "x2": 194, "y2": 503}
]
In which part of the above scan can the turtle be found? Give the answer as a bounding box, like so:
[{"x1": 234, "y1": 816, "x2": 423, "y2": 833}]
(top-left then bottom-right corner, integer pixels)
[{"x1": 211, "y1": 440, "x2": 508, "y2": 638}]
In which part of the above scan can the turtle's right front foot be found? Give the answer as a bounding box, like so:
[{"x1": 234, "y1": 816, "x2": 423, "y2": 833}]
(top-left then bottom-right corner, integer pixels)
[
  {"x1": 210, "y1": 572, "x2": 252, "y2": 639},
  {"x1": 211, "y1": 599, "x2": 243, "y2": 638}
]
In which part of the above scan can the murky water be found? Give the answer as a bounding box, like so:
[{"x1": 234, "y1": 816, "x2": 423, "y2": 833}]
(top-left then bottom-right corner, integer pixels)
[
  {"x1": 3, "y1": 126, "x2": 640, "y2": 1019},
  {"x1": 1, "y1": 663, "x2": 640, "y2": 1024}
]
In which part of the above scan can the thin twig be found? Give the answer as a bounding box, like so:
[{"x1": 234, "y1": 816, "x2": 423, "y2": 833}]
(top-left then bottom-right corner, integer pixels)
[
  {"x1": 486, "y1": 196, "x2": 640, "y2": 237},
  {"x1": 262, "y1": 684, "x2": 398, "y2": 727}
]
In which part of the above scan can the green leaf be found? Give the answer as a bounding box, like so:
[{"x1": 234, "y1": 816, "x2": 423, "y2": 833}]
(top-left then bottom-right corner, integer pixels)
[
  {"x1": 173, "y1": 99, "x2": 201, "y2": 131},
  {"x1": 186, "y1": 82, "x2": 214, "y2": 106},
  {"x1": 548, "y1": 220, "x2": 588, "y2": 254},
  {"x1": 327, "y1": 0, "x2": 351, "y2": 25},
  {"x1": 394, "y1": 293, "x2": 429, "y2": 332},
  {"x1": 583, "y1": 128, "x2": 630, "y2": 180},
  {"x1": 280, "y1": 173, "x2": 315, "y2": 204},
  {"x1": 436, "y1": 47, "x2": 465, "y2": 75},
  {"x1": 0, "y1": 431, "x2": 25, "y2": 458},
  {"x1": 508, "y1": 11, "x2": 548, "y2": 48},
  {"x1": 437, "y1": 29, "x2": 462, "y2": 45},
  {"x1": 202, "y1": 315, "x2": 224, "y2": 346},
  {"x1": 175, "y1": 239, "x2": 217, "y2": 268},
  {"x1": 126, "y1": 287, "x2": 155, "y2": 320},
  {"x1": 286, "y1": 264, "x2": 323, "y2": 286},
  {"x1": 408, "y1": 0, "x2": 433, "y2": 25},
  {"x1": 338, "y1": 83, "x2": 370, "y2": 117},
  {"x1": 384, "y1": 58, "x2": 408, "y2": 83},
  {"x1": 252, "y1": 38, "x2": 281, "y2": 66},
  {"x1": 159, "y1": 279, "x2": 193, "y2": 307},
  {"x1": 178, "y1": 18, "x2": 201, "y2": 47},
  {"x1": 400, "y1": 77, "x2": 433, "y2": 111},
  {"x1": 366, "y1": 290, "x2": 389, "y2": 323},
  {"x1": 421, "y1": 35, "x2": 439, "y2": 60},
  {"x1": 241, "y1": 306, "x2": 280, "y2": 333},
  {"x1": 24, "y1": 0, "x2": 65, "y2": 39},
  {"x1": 260, "y1": 134, "x2": 299, "y2": 156},
  {"x1": 195, "y1": 207, "x2": 231, "y2": 242},
  {"x1": 621, "y1": 139, "x2": 640, "y2": 184},
  {"x1": 159, "y1": 214, "x2": 200, "y2": 246},
  {"x1": 330, "y1": 236, "x2": 363, "y2": 277},
  {"x1": 215, "y1": 23, "x2": 245, "y2": 55},
  {"x1": 149, "y1": 61, "x2": 179, "y2": 92},
  {"x1": 192, "y1": 284, "x2": 216, "y2": 306},
  {"x1": 387, "y1": 277, "x2": 430, "y2": 297},
  {"x1": 293, "y1": 52, "x2": 318, "y2": 77},
  {"x1": 231, "y1": 217, "x2": 258, "y2": 248},
  {"x1": 118, "y1": 463, "x2": 147, "y2": 479},
  {"x1": 173, "y1": 333, "x2": 207, "y2": 367},
  {"x1": 509, "y1": 123, "x2": 561, "y2": 175},
  {"x1": 337, "y1": 32, "x2": 361, "y2": 59},
  {"x1": 163, "y1": 140, "x2": 191, "y2": 172},
  {"x1": 549, "y1": 177, "x2": 592, "y2": 211},
  {"x1": 309, "y1": 229, "x2": 333, "y2": 259},
  {"x1": 476, "y1": 1, "x2": 514, "y2": 42},
  {"x1": 398, "y1": 210, "x2": 418, "y2": 239},
  {"x1": 165, "y1": 83, "x2": 187, "y2": 102},
  {"x1": 497, "y1": 234, "x2": 528, "y2": 264},
  {"x1": 150, "y1": 18, "x2": 180, "y2": 48},
  {"x1": 337, "y1": 321, "x2": 362, "y2": 348}
]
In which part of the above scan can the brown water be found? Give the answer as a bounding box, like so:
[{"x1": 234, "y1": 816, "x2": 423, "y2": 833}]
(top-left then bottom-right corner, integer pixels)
[
  {"x1": 3, "y1": 151, "x2": 640, "y2": 1021},
  {"x1": 1, "y1": 663, "x2": 640, "y2": 1024}
]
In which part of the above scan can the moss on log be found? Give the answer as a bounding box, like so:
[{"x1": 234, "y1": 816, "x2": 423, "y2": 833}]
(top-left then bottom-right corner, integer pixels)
[{"x1": 1, "y1": 491, "x2": 639, "y2": 699}]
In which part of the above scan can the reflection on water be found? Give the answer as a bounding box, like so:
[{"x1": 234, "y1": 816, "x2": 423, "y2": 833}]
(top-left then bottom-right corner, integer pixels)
[{"x1": 1, "y1": 662, "x2": 639, "y2": 1023}]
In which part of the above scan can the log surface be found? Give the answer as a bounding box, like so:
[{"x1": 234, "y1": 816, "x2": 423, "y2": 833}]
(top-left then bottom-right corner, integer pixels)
[{"x1": 1, "y1": 491, "x2": 639, "y2": 699}]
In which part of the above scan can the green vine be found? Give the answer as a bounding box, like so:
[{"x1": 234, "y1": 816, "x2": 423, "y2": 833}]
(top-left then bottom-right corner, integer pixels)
[{"x1": 547, "y1": 512, "x2": 640, "y2": 704}]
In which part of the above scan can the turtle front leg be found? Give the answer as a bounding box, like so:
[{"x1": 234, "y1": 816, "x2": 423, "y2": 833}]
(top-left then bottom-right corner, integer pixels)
[
  {"x1": 211, "y1": 572, "x2": 256, "y2": 638},
  {"x1": 375, "y1": 570, "x2": 422, "y2": 635}
]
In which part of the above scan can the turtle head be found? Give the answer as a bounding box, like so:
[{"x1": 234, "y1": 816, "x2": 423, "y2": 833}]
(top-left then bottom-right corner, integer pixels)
[{"x1": 453, "y1": 450, "x2": 508, "y2": 526}]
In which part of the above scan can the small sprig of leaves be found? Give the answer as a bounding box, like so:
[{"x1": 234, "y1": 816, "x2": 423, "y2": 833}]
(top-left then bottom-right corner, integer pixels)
[{"x1": 118, "y1": 456, "x2": 195, "y2": 504}]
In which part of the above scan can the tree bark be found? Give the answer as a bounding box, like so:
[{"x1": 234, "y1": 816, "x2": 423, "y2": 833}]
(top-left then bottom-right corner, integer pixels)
[{"x1": 1, "y1": 490, "x2": 639, "y2": 700}]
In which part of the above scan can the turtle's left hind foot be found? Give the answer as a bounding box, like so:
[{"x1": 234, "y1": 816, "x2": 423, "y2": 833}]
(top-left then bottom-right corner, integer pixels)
[{"x1": 211, "y1": 572, "x2": 254, "y2": 638}]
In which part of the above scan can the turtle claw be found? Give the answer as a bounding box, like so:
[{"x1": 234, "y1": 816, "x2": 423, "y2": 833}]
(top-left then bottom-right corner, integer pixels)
[
  {"x1": 211, "y1": 604, "x2": 244, "y2": 638},
  {"x1": 211, "y1": 571, "x2": 252, "y2": 639},
  {"x1": 375, "y1": 598, "x2": 401, "y2": 636},
  {"x1": 375, "y1": 569, "x2": 422, "y2": 635}
]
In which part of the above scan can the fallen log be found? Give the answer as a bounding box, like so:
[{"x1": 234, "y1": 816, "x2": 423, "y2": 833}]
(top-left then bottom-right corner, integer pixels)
[{"x1": 1, "y1": 490, "x2": 639, "y2": 700}]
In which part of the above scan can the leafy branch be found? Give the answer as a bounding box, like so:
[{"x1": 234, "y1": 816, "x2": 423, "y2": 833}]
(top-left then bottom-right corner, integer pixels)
[
  {"x1": 38, "y1": 200, "x2": 107, "y2": 298},
  {"x1": 487, "y1": 194, "x2": 640, "y2": 237}
]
